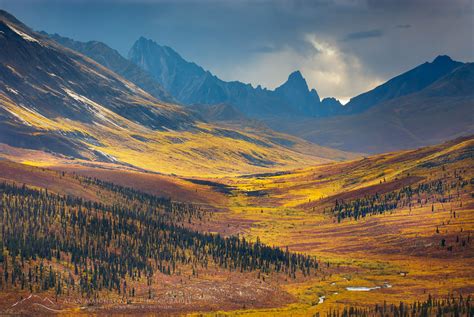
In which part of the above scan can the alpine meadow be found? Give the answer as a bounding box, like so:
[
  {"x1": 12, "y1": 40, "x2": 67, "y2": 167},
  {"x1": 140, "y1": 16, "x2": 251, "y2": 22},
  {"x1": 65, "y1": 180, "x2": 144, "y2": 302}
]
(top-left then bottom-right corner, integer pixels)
[{"x1": 0, "y1": 1, "x2": 472, "y2": 316}]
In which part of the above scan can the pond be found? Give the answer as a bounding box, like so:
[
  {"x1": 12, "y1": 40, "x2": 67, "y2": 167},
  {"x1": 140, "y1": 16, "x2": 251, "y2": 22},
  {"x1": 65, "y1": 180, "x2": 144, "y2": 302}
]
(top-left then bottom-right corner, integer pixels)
[
  {"x1": 318, "y1": 296, "x2": 325, "y2": 304},
  {"x1": 346, "y1": 283, "x2": 392, "y2": 291},
  {"x1": 346, "y1": 286, "x2": 380, "y2": 291}
]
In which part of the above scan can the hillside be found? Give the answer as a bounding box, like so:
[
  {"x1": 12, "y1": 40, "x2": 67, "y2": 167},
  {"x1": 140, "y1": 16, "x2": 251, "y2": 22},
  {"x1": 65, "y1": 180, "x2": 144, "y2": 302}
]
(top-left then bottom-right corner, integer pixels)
[
  {"x1": 0, "y1": 10, "x2": 356, "y2": 176},
  {"x1": 206, "y1": 135, "x2": 474, "y2": 315},
  {"x1": 0, "y1": 160, "x2": 316, "y2": 314}
]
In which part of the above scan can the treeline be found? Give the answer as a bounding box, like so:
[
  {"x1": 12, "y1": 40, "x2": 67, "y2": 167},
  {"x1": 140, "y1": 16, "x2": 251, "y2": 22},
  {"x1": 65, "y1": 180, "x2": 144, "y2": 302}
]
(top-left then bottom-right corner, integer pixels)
[
  {"x1": 330, "y1": 178, "x2": 469, "y2": 222},
  {"x1": 79, "y1": 175, "x2": 204, "y2": 224},
  {"x1": 0, "y1": 181, "x2": 317, "y2": 298},
  {"x1": 324, "y1": 294, "x2": 472, "y2": 317}
]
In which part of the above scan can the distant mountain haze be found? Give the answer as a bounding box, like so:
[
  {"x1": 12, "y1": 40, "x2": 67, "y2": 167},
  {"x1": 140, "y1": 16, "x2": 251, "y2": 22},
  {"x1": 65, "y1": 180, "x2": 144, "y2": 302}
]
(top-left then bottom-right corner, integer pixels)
[
  {"x1": 344, "y1": 55, "x2": 464, "y2": 113},
  {"x1": 266, "y1": 62, "x2": 474, "y2": 153},
  {"x1": 127, "y1": 36, "x2": 471, "y2": 153},
  {"x1": 128, "y1": 37, "x2": 469, "y2": 122},
  {"x1": 46, "y1": 34, "x2": 343, "y2": 123},
  {"x1": 128, "y1": 37, "x2": 339, "y2": 118},
  {"x1": 50, "y1": 34, "x2": 467, "y2": 126}
]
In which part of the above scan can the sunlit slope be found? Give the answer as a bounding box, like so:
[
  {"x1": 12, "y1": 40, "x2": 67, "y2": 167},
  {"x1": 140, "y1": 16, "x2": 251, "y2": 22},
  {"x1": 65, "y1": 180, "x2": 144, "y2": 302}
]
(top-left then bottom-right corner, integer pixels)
[
  {"x1": 204, "y1": 136, "x2": 473, "y2": 316},
  {"x1": 227, "y1": 135, "x2": 473, "y2": 208},
  {"x1": 0, "y1": 10, "x2": 357, "y2": 176}
]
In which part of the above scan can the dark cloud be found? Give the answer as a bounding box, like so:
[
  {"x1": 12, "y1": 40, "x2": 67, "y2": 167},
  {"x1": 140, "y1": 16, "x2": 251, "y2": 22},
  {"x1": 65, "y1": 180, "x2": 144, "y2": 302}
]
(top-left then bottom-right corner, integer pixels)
[
  {"x1": 343, "y1": 29, "x2": 384, "y2": 41},
  {"x1": 0, "y1": 0, "x2": 472, "y2": 99},
  {"x1": 395, "y1": 24, "x2": 411, "y2": 29}
]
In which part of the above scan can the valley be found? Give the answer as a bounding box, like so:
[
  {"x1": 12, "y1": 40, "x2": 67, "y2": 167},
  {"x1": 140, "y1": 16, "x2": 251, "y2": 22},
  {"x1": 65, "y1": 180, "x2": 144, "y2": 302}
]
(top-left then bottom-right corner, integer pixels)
[
  {"x1": 0, "y1": 7, "x2": 472, "y2": 317},
  {"x1": 0, "y1": 136, "x2": 472, "y2": 315}
]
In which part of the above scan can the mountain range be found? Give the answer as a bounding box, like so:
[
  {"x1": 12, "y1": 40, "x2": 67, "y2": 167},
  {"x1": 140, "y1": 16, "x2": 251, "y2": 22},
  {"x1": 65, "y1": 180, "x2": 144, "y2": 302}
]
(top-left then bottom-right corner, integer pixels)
[
  {"x1": 128, "y1": 37, "x2": 339, "y2": 117},
  {"x1": 128, "y1": 38, "x2": 472, "y2": 153},
  {"x1": 267, "y1": 60, "x2": 473, "y2": 153},
  {"x1": 45, "y1": 33, "x2": 175, "y2": 104},
  {"x1": 0, "y1": 10, "x2": 355, "y2": 176},
  {"x1": 52, "y1": 33, "x2": 472, "y2": 153},
  {"x1": 0, "y1": 8, "x2": 472, "y2": 164}
]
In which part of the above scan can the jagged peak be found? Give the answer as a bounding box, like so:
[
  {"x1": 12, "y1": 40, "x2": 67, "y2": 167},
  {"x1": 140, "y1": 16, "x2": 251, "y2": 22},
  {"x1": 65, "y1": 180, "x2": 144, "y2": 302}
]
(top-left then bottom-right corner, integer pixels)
[
  {"x1": 321, "y1": 97, "x2": 342, "y2": 107},
  {"x1": 133, "y1": 37, "x2": 172, "y2": 52},
  {"x1": 288, "y1": 70, "x2": 304, "y2": 80},
  {"x1": 278, "y1": 70, "x2": 309, "y2": 91},
  {"x1": 137, "y1": 36, "x2": 151, "y2": 42}
]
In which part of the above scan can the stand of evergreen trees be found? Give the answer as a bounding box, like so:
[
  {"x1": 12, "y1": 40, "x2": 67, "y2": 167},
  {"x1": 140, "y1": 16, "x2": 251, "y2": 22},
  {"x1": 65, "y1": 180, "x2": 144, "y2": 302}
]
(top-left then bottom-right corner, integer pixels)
[
  {"x1": 0, "y1": 181, "x2": 317, "y2": 298},
  {"x1": 324, "y1": 294, "x2": 472, "y2": 317},
  {"x1": 331, "y1": 177, "x2": 469, "y2": 222}
]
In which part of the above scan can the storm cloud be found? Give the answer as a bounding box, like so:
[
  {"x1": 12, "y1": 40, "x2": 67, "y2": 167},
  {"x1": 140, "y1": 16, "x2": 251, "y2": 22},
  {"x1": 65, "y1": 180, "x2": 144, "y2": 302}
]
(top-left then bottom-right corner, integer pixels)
[{"x1": 1, "y1": 0, "x2": 472, "y2": 100}]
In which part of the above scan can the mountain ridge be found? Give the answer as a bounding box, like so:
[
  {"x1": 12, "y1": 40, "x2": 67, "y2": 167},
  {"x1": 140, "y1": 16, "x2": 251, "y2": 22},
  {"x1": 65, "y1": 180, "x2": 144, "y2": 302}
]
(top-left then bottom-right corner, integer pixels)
[
  {"x1": 128, "y1": 36, "x2": 469, "y2": 125},
  {"x1": 30, "y1": 30, "x2": 474, "y2": 154},
  {"x1": 45, "y1": 33, "x2": 175, "y2": 103},
  {"x1": 266, "y1": 62, "x2": 474, "y2": 153},
  {"x1": 344, "y1": 54, "x2": 464, "y2": 113},
  {"x1": 128, "y1": 37, "x2": 335, "y2": 117}
]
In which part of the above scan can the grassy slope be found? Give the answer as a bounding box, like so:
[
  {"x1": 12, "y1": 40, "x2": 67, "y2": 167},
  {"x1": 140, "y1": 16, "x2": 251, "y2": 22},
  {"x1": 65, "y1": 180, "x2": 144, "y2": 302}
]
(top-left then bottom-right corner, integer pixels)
[{"x1": 1, "y1": 91, "x2": 356, "y2": 176}]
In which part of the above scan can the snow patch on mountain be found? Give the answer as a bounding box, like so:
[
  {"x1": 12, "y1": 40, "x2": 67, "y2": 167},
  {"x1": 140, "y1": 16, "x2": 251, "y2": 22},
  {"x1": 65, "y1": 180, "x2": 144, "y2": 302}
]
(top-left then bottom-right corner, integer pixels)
[
  {"x1": 6, "y1": 86, "x2": 18, "y2": 95},
  {"x1": 64, "y1": 88, "x2": 122, "y2": 129},
  {"x1": 6, "y1": 23, "x2": 40, "y2": 44}
]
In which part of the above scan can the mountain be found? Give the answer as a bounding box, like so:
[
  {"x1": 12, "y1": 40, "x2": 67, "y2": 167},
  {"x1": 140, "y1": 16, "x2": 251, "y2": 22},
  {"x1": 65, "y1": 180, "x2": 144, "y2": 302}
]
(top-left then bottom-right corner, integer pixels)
[
  {"x1": 344, "y1": 55, "x2": 464, "y2": 113},
  {"x1": 0, "y1": 10, "x2": 195, "y2": 153},
  {"x1": 273, "y1": 70, "x2": 321, "y2": 114},
  {"x1": 45, "y1": 33, "x2": 175, "y2": 103},
  {"x1": 267, "y1": 62, "x2": 474, "y2": 153},
  {"x1": 0, "y1": 10, "x2": 357, "y2": 176},
  {"x1": 45, "y1": 33, "x2": 265, "y2": 126},
  {"x1": 3, "y1": 11, "x2": 469, "y2": 159},
  {"x1": 129, "y1": 37, "x2": 467, "y2": 122},
  {"x1": 128, "y1": 37, "x2": 331, "y2": 117}
]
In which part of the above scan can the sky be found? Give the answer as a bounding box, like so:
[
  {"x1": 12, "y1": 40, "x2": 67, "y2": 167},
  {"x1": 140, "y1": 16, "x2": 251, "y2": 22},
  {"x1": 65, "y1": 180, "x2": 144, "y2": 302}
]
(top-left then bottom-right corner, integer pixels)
[{"x1": 1, "y1": 0, "x2": 473, "y2": 102}]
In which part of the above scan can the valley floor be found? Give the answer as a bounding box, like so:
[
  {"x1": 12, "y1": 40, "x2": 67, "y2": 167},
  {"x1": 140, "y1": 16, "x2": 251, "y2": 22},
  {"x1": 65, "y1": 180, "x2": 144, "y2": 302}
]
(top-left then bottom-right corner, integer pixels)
[{"x1": 0, "y1": 136, "x2": 472, "y2": 316}]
